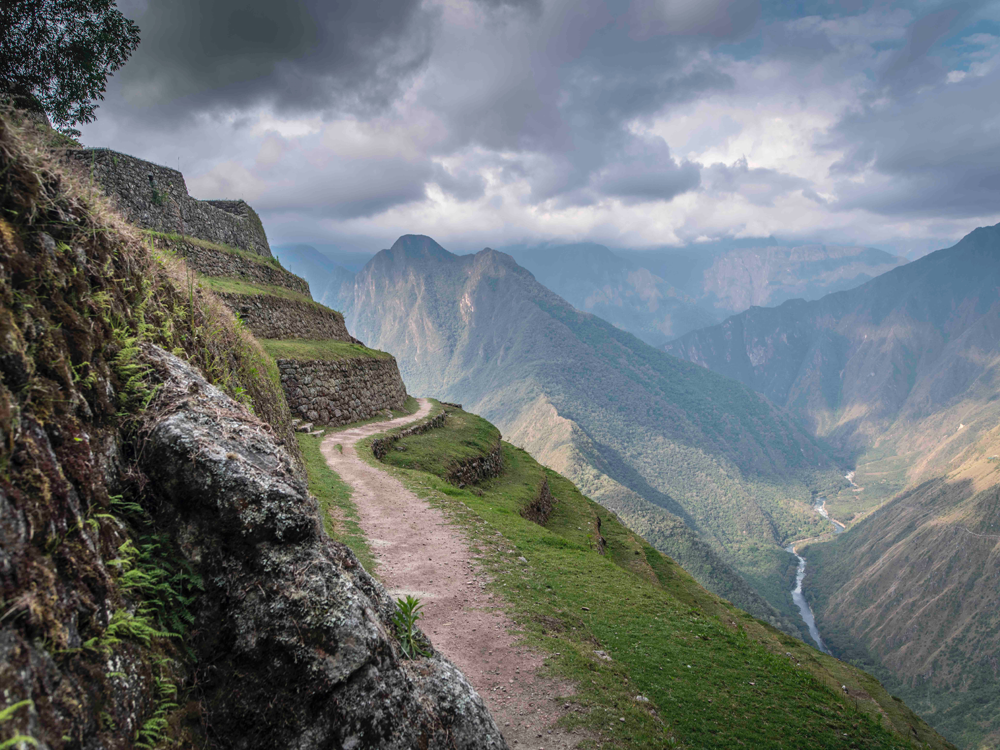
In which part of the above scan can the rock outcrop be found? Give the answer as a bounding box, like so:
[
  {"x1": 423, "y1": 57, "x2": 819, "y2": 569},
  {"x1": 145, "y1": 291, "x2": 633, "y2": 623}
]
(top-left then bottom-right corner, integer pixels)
[{"x1": 140, "y1": 346, "x2": 506, "y2": 749}]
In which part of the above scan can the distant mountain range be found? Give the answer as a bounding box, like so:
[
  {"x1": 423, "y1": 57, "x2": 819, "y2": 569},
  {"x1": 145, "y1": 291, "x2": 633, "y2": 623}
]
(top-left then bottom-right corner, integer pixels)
[
  {"x1": 276, "y1": 239, "x2": 906, "y2": 346},
  {"x1": 666, "y1": 224, "x2": 1000, "y2": 505},
  {"x1": 335, "y1": 234, "x2": 849, "y2": 635}
]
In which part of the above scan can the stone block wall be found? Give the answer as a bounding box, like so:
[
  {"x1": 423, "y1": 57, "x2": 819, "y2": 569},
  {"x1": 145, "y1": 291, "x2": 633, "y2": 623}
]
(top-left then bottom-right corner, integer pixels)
[
  {"x1": 66, "y1": 148, "x2": 271, "y2": 257},
  {"x1": 218, "y1": 293, "x2": 352, "y2": 341},
  {"x1": 371, "y1": 412, "x2": 450, "y2": 460},
  {"x1": 447, "y1": 441, "x2": 504, "y2": 486},
  {"x1": 152, "y1": 235, "x2": 310, "y2": 295},
  {"x1": 277, "y1": 356, "x2": 407, "y2": 426}
]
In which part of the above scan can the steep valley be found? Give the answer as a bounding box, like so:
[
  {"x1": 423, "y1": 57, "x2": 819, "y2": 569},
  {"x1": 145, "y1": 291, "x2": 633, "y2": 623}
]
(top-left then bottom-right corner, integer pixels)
[
  {"x1": 666, "y1": 224, "x2": 1000, "y2": 748},
  {"x1": 339, "y1": 234, "x2": 850, "y2": 635}
]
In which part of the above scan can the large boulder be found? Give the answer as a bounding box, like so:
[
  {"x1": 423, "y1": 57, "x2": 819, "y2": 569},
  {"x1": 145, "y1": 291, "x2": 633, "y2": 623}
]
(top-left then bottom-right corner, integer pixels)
[{"x1": 140, "y1": 345, "x2": 506, "y2": 750}]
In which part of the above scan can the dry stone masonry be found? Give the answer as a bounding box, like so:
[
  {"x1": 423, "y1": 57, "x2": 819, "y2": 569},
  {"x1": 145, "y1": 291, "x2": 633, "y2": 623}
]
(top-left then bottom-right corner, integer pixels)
[
  {"x1": 371, "y1": 412, "x2": 450, "y2": 459},
  {"x1": 218, "y1": 292, "x2": 352, "y2": 341},
  {"x1": 448, "y1": 440, "x2": 504, "y2": 486},
  {"x1": 152, "y1": 235, "x2": 309, "y2": 295},
  {"x1": 278, "y1": 356, "x2": 408, "y2": 426},
  {"x1": 66, "y1": 148, "x2": 271, "y2": 256}
]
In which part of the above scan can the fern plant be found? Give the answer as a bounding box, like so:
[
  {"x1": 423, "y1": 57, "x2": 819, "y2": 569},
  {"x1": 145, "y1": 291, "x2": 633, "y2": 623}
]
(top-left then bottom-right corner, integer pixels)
[
  {"x1": 0, "y1": 700, "x2": 38, "y2": 749},
  {"x1": 392, "y1": 595, "x2": 430, "y2": 659}
]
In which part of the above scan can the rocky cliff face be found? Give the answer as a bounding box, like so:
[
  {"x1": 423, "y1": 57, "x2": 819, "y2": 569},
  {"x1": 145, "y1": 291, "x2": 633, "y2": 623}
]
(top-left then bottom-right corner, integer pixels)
[{"x1": 0, "y1": 114, "x2": 502, "y2": 749}]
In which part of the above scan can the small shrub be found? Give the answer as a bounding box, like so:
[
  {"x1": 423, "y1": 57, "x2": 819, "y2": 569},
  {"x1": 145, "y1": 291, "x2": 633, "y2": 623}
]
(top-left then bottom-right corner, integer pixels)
[{"x1": 392, "y1": 595, "x2": 430, "y2": 659}]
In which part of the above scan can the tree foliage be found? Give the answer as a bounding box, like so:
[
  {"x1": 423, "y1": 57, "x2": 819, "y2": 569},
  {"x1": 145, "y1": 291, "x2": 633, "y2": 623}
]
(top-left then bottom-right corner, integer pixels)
[{"x1": 0, "y1": 0, "x2": 140, "y2": 135}]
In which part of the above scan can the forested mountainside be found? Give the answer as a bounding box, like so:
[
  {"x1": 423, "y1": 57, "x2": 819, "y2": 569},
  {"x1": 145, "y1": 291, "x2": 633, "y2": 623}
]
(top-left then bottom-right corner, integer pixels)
[
  {"x1": 667, "y1": 224, "x2": 1000, "y2": 749},
  {"x1": 665, "y1": 224, "x2": 1000, "y2": 507},
  {"x1": 341, "y1": 234, "x2": 846, "y2": 634}
]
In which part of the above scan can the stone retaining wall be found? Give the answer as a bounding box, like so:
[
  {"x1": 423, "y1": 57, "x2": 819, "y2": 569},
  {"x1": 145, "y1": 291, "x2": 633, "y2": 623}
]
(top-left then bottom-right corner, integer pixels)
[
  {"x1": 448, "y1": 441, "x2": 504, "y2": 486},
  {"x1": 277, "y1": 356, "x2": 407, "y2": 426},
  {"x1": 520, "y1": 477, "x2": 556, "y2": 525},
  {"x1": 65, "y1": 148, "x2": 271, "y2": 256},
  {"x1": 218, "y1": 293, "x2": 352, "y2": 341},
  {"x1": 153, "y1": 235, "x2": 310, "y2": 295},
  {"x1": 371, "y1": 412, "x2": 449, "y2": 460}
]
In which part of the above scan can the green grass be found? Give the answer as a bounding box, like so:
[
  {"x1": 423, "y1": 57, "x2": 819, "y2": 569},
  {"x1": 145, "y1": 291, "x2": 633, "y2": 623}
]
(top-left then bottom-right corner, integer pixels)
[
  {"x1": 144, "y1": 230, "x2": 287, "y2": 269},
  {"x1": 381, "y1": 407, "x2": 500, "y2": 478},
  {"x1": 356, "y1": 406, "x2": 951, "y2": 750},
  {"x1": 196, "y1": 276, "x2": 332, "y2": 309},
  {"x1": 296, "y1": 431, "x2": 375, "y2": 572},
  {"x1": 259, "y1": 338, "x2": 391, "y2": 362}
]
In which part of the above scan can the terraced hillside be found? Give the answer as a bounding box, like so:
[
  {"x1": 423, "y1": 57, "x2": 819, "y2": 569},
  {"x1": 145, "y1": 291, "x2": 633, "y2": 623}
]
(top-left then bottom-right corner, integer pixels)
[
  {"x1": 65, "y1": 148, "x2": 409, "y2": 429},
  {"x1": 350, "y1": 403, "x2": 953, "y2": 750}
]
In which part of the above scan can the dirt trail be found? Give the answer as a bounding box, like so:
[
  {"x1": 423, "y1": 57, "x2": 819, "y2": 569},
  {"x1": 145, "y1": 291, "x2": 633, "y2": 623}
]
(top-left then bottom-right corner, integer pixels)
[{"x1": 320, "y1": 400, "x2": 583, "y2": 750}]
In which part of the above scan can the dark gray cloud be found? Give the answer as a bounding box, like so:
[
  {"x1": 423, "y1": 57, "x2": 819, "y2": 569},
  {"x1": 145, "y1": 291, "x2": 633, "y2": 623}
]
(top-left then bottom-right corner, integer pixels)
[
  {"x1": 623, "y1": 0, "x2": 761, "y2": 42},
  {"x1": 589, "y1": 135, "x2": 700, "y2": 204},
  {"x1": 116, "y1": 0, "x2": 436, "y2": 120},
  {"x1": 78, "y1": 0, "x2": 1000, "y2": 251},
  {"x1": 825, "y1": 6, "x2": 1000, "y2": 218}
]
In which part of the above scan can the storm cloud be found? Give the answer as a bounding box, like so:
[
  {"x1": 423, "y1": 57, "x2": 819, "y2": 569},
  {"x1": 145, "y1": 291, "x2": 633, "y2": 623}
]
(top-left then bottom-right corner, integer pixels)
[{"x1": 80, "y1": 0, "x2": 1000, "y2": 254}]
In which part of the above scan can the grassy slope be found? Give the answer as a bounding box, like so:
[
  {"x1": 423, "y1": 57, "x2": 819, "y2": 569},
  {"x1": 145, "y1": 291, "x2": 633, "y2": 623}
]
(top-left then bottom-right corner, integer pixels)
[
  {"x1": 197, "y1": 275, "x2": 326, "y2": 307},
  {"x1": 259, "y1": 338, "x2": 391, "y2": 361},
  {"x1": 363, "y1": 404, "x2": 951, "y2": 750}
]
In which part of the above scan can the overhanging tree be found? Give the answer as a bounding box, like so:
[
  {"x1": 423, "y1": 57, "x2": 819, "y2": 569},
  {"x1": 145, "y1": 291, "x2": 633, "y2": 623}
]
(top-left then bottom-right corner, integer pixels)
[{"x1": 0, "y1": 0, "x2": 140, "y2": 136}]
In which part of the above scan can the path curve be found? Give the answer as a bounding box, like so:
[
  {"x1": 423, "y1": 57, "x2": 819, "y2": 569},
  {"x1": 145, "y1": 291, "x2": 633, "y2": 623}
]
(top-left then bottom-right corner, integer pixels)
[{"x1": 320, "y1": 400, "x2": 583, "y2": 750}]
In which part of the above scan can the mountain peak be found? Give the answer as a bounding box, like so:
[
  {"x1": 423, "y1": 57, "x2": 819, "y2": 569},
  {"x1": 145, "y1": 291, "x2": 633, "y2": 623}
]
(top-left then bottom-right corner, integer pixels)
[{"x1": 387, "y1": 234, "x2": 456, "y2": 262}]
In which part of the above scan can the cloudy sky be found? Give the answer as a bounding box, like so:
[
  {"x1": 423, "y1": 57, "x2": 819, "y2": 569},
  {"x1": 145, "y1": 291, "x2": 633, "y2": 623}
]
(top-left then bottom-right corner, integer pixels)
[{"x1": 81, "y1": 0, "x2": 1000, "y2": 257}]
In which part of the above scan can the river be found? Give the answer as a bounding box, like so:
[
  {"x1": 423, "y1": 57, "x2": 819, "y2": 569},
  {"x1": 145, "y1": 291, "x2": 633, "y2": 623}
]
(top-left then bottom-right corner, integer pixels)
[
  {"x1": 785, "y1": 495, "x2": 842, "y2": 654},
  {"x1": 785, "y1": 544, "x2": 830, "y2": 654}
]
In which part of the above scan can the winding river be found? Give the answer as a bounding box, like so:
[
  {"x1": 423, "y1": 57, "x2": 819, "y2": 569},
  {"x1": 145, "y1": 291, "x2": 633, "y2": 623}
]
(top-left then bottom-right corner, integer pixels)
[
  {"x1": 785, "y1": 495, "x2": 844, "y2": 654},
  {"x1": 785, "y1": 544, "x2": 830, "y2": 654}
]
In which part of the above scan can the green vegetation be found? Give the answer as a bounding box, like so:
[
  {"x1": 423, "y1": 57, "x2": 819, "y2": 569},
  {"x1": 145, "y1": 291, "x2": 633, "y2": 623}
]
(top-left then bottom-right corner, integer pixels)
[
  {"x1": 260, "y1": 338, "x2": 391, "y2": 362},
  {"x1": 0, "y1": 700, "x2": 37, "y2": 749},
  {"x1": 196, "y1": 275, "x2": 332, "y2": 310},
  {"x1": 804, "y1": 463, "x2": 1000, "y2": 750},
  {"x1": 359, "y1": 406, "x2": 951, "y2": 750},
  {"x1": 351, "y1": 239, "x2": 842, "y2": 629},
  {"x1": 392, "y1": 595, "x2": 431, "y2": 659},
  {"x1": 0, "y1": 0, "x2": 140, "y2": 135},
  {"x1": 146, "y1": 229, "x2": 288, "y2": 270},
  {"x1": 0, "y1": 110, "x2": 294, "y2": 748},
  {"x1": 381, "y1": 407, "x2": 499, "y2": 477},
  {"x1": 295, "y1": 431, "x2": 374, "y2": 571}
]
